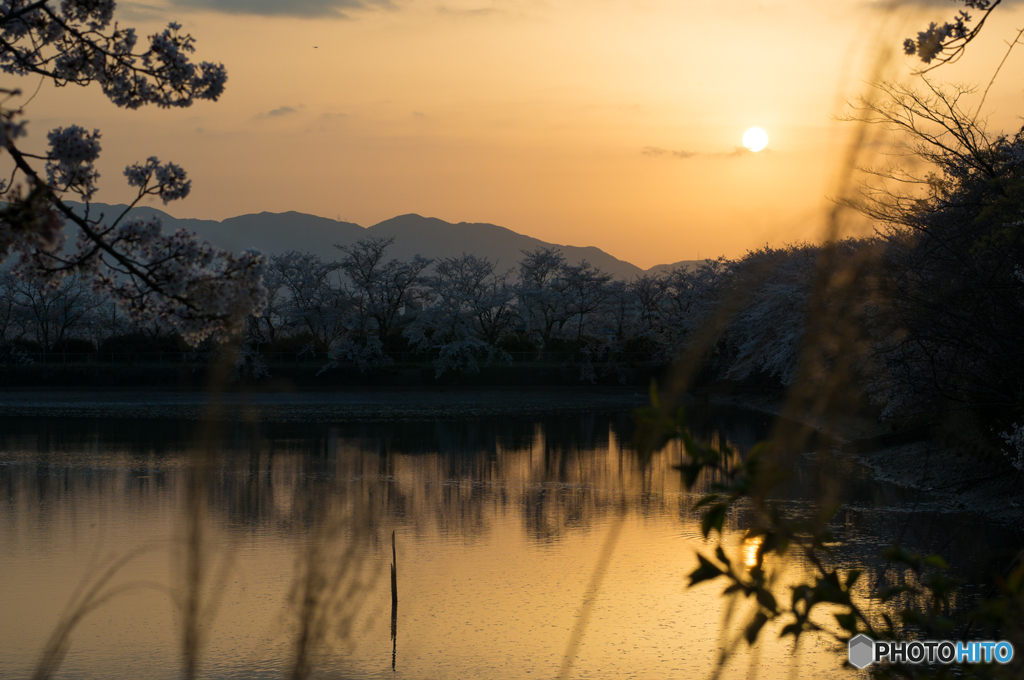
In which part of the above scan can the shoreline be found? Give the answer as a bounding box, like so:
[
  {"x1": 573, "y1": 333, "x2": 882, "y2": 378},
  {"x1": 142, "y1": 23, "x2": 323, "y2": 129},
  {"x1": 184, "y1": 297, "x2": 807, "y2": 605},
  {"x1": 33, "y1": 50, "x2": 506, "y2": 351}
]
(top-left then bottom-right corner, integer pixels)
[
  {"x1": 0, "y1": 387, "x2": 650, "y2": 422},
  {"x1": 709, "y1": 392, "x2": 1024, "y2": 528}
]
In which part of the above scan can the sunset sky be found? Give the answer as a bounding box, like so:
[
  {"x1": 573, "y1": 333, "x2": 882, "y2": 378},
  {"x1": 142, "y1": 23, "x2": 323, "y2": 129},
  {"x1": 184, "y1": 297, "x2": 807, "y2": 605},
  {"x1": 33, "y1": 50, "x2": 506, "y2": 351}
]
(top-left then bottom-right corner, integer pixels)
[{"x1": 19, "y1": 0, "x2": 1024, "y2": 267}]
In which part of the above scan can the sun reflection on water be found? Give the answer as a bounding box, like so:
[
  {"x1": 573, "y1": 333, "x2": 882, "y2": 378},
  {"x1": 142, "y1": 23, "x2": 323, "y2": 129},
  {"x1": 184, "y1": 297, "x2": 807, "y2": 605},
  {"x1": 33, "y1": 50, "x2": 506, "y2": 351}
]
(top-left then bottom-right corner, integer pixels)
[{"x1": 743, "y1": 534, "x2": 764, "y2": 569}]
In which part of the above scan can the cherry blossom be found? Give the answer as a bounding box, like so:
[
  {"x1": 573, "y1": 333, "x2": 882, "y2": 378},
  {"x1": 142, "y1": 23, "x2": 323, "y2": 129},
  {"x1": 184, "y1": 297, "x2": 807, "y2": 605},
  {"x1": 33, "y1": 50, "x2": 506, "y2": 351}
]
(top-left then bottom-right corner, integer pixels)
[
  {"x1": 1001, "y1": 423, "x2": 1024, "y2": 471},
  {"x1": 903, "y1": 1, "x2": 1000, "y2": 69},
  {"x1": 0, "y1": 0, "x2": 264, "y2": 344}
]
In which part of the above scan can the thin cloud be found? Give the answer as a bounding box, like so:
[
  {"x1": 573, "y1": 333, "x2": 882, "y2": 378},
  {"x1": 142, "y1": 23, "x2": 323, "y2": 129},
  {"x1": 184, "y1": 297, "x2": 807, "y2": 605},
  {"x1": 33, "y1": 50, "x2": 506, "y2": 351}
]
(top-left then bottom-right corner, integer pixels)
[
  {"x1": 437, "y1": 5, "x2": 501, "y2": 18},
  {"x1": 117, "y1": 1, "x2": 168, "y2": 20},
  {"x1": 717, "y1": 146, "x2": 752, "y2": 158},
  {"x1": 711, "y1": 146, "x2": 776, "y2": 157},
  {"x1": 254, "y1": 105, "x2": 301, "y2": 120},
  {"x1": 642, "y1": 146, "x2": 766, "y2": 159},
  {"x1": 642, "y1": 146, "x2": 699, "y2": 159},
  {"x1": 169, "y1": 0, "x2": 396, "y2": 19}
]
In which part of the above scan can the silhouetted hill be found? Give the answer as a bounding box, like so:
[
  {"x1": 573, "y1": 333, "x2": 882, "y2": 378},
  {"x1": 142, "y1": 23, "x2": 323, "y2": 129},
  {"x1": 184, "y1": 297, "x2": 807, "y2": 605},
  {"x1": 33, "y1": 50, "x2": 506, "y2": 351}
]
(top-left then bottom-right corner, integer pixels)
[
  {"x1": 364, "y1": 214, "x2": 643, "y2": 278},
  {"x1": 65, "y1": 203, "x2": 365, "y2": 259},
  {"x1": 64, "y1": 203, "x2": 692, "y2": 280},
  {"x1": 645, "y1": 260, "x2": 703, "y2": 277}
]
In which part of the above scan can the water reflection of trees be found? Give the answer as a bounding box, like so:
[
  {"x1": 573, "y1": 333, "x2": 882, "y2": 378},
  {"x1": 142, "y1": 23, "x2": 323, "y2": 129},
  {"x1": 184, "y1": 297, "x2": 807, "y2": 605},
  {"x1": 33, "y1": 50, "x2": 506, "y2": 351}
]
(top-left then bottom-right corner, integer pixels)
[
  {"x1": 0, "y1": 413, "x2": 660, "y2": 541},
  {"x1": 0, "y1": 410, "x2": 1011, "y2": 607}
]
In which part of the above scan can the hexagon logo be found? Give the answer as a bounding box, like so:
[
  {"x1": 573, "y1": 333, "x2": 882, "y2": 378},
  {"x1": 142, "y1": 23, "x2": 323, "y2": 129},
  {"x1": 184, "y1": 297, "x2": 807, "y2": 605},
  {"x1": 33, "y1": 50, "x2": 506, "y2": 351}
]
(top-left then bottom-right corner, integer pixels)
[{"x1": 849, "y1": 634, "x2": 875, "y2": 669}]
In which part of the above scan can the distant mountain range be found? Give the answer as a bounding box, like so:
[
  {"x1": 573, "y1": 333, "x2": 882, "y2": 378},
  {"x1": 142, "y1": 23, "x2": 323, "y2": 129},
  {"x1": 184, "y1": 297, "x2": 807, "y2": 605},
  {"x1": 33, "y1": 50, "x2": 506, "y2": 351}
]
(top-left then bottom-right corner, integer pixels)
[{"x1": 66, "y1": 202, "x2": 699, "y2": 280}]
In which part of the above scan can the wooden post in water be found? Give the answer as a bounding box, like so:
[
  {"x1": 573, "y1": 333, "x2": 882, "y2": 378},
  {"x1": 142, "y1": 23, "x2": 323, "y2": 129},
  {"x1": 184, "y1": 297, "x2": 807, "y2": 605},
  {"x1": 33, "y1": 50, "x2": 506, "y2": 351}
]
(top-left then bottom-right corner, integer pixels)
[
  {"x1": 391, "y1": 530, "x2": 398, "y2": 605},
  {"x1": 391, "y1": 530, "x2": 398, "y2": 671}
]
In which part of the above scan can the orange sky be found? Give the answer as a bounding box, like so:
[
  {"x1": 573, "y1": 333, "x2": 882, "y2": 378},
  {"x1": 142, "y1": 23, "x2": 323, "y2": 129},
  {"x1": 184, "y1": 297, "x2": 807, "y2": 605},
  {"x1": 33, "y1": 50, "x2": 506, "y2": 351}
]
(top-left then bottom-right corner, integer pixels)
[{"x1": 16, "y1": 0, "x2": 1024, "y2": 267}]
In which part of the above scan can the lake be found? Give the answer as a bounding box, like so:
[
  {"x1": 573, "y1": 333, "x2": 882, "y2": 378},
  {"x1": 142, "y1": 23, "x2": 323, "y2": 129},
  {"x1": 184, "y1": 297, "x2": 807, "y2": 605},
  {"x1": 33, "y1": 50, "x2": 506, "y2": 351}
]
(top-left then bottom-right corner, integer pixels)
[{"x1": 0, "y1": 391, "x2": 1012, "y2": 679}]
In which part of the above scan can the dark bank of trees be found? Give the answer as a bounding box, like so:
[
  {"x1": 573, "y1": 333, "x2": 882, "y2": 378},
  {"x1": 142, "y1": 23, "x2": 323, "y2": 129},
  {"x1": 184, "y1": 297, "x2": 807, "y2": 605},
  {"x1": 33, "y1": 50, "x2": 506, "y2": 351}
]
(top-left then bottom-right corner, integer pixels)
[
  {"x1": 851, "y1": 81, "x2": 1024, "y2": 461},
  {"x1": 1, "y1": 182, "x2": 1019, "y2": 443},
  {"x1": 0, "y1": 237, "x2": 721, "y2": 376}
]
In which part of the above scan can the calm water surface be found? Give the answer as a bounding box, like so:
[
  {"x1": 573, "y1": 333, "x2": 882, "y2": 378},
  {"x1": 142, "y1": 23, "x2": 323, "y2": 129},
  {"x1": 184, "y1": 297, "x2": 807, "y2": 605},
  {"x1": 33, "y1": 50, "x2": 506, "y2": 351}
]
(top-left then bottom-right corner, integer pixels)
[{"x1": 0, "y1": 392, "x2": 1016, "y2": 679}]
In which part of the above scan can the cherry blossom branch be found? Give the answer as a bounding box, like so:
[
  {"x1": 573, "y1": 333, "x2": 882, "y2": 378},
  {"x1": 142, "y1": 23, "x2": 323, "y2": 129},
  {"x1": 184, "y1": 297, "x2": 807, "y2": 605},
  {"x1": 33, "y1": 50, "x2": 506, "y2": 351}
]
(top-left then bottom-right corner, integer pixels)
[{"x1": 905, "y1": 0, "x2": 1002, "y2": 70}]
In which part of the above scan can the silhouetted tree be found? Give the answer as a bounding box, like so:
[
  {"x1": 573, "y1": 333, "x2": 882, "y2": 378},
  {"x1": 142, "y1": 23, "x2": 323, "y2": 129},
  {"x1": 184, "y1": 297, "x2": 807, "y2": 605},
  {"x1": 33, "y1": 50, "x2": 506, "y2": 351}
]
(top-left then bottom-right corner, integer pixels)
[
  {"x1": 405, "y1": 253, "x2": 515, "y2": 376},
  {"x1": 849, "y1": 80, "x2": 1024, "y2": 430},
  {"x1": 0, "y1": 1, "x2": 265, "y2": 344},
  {"x1": 335, "y1": 236, "x2": 431, "y2": 345},
  {"x1": 560, "y1": 260, "x2": 612, "y2": 345},
  {"x1": 515, "y1": 247, "x2": 570, "y2": 348}
]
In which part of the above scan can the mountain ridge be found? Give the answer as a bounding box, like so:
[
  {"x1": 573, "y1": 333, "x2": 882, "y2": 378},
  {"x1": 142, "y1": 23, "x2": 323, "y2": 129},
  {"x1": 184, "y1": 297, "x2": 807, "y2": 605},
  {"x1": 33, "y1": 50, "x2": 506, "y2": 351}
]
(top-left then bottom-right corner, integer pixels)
[{"x1": 65, "y1": 202, "x2": 700, "y2": 279}]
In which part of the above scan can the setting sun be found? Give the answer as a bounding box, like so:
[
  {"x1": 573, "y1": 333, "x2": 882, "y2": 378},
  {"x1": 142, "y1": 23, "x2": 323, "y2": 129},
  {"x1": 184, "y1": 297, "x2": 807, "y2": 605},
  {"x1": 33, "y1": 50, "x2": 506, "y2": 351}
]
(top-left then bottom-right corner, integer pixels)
[{"x1": 742, "y1": 127, "x2": 769, "y2": 152}]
